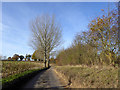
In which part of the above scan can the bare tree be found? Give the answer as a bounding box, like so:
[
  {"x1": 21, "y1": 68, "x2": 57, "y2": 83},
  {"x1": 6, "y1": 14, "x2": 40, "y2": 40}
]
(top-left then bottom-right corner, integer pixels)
[{"x1": 30, "y1": 14, "x2": 62, "y2": 67}]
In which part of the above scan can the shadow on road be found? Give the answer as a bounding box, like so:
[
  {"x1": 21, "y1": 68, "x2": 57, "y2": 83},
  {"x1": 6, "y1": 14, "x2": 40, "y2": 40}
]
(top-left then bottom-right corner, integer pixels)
[
  {"x1": 2, "y1": 67, "x2": 49, "y2": 90},
  {"x1": 2, "y1": 66, "x2": 67, "y2": 89}
]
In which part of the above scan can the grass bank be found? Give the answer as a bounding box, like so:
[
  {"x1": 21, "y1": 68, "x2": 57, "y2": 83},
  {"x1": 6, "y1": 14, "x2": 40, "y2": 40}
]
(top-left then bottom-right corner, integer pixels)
[
  {"x1": 2, "y1": 61, "x2": 43, "y2": 78},
  {"x1": 2, "y1": 68, "x2": 49, "y2": 89},
  {"x1": 1, "y1": 61, "x2": 45, "y2": 88},
  {"x1": 2, "y1": 69, "x2": 41, "y2": 85},
  {"x1": 54, "y1": 65, "x2": 118, "y2": 88}
]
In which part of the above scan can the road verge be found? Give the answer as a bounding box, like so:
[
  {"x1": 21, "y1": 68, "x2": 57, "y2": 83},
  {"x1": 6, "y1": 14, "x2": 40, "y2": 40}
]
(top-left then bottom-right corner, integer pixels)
[{"x1": 2, "y1": 67, "x2": 49, "y2": 89}]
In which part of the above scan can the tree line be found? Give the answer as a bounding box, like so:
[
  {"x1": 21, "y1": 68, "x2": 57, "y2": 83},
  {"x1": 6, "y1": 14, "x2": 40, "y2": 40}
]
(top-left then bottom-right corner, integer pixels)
[
  {"x1": 7, "y1": 54, "x2": 31, "y2": 61},
  {"x1": 56, "y1": 7, "x2": 119, "y2": 66}
]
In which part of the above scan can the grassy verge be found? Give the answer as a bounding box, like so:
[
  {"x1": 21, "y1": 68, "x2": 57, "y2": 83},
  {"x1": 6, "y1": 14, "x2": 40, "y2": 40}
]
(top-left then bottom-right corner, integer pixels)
[
  {"x1": 54, "y1": 65, "x2": 118, "y2": 88},
  {"x1": 1, "y1": 61, "x2": 45, "y2": 88},
  {"x1": 2, "y1": 69, "x2": 41, "y2": 85},
  {"x1": 2, "y1": 61, "x2": 44, "y2": 78}
]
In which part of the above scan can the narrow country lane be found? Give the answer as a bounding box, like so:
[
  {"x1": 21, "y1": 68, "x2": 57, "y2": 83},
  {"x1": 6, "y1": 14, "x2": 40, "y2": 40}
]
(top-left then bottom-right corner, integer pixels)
[{"x1": 20, "y1": 67, "x2": 65, "y2": 89}]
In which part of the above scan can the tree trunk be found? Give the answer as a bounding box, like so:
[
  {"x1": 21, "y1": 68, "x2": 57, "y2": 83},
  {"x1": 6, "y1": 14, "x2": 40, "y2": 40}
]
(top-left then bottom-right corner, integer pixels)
[
  {"x1": 47, "y1": 54, "x2": 50, "y2": 67},
  {"x1": 44, "y1": 50, "x2": 47, "y2": 67},
  {"x1": 45, "y1": 60, "x2": 46, "y2": 67},
  {"x1": 48, "y1": 59, "x2": 50, "y2": 67}
]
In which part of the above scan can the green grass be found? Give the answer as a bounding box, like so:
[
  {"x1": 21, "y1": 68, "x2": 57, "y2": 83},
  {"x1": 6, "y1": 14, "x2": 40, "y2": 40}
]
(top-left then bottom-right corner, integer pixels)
[
  {"x1": 55, "y1": 65, "x2": 118, "y2": 88},
  {"x1": 1, "y1": 61, "x2": 44, "y2": 85},
  {"x1": 2, "y1": 68, "x2": 41, "y2": 85}
]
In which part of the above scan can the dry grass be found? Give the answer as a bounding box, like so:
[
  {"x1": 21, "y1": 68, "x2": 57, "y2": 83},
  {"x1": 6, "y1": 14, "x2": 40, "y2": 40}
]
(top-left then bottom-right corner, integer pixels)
[
  {"x1": 54, "y1": 65, "x2": 118, "y2": 88},
  {"x1": 2, "y1": 61, "x2": 44, "y2": 78}
]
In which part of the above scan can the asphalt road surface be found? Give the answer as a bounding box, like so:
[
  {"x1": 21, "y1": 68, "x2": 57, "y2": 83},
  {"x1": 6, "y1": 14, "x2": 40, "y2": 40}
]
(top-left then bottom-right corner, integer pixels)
[{"x1": 20, "y1": 67, "x2": 65, "y2": 89}]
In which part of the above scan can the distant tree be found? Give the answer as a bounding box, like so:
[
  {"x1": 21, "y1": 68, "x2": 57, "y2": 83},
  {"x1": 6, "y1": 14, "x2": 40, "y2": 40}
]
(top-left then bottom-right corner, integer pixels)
[
  {"x1": 19, "y1": 55, "x2": 24, "y2": 61},
  {"x1": 32, "y1": 50, "x2": 44, "y2": 61},
  {"x1": 32, "y1": 51, "x2": 37, "y2": 61},
  {"x1": 12, "y1": 54, "x2": 19, "y2": 61},
  {"x1": 25, "y1": 54, "x2": 27, "y2": 61},
  {"x1": 8, "y1": 57, "x2": 12, "y2": 60},
  {"x1": 27, "y1": 54, "x2": 31, "y2": 61}
]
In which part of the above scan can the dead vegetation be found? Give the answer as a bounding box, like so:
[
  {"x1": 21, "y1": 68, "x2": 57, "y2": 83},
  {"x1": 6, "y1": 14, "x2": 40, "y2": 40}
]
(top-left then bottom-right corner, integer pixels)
[{"x1": 54, "y1": 65, "x2": 118, "y2": 88}]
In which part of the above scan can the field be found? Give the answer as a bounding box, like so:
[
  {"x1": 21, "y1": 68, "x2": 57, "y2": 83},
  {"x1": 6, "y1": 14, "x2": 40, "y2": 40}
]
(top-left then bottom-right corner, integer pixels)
[
  {"x1": 1, "y1": 61, "x2": 44, "y2": 84},
  {"x1": 54, "y1": 65, "x2": 118, "y2": 88}
]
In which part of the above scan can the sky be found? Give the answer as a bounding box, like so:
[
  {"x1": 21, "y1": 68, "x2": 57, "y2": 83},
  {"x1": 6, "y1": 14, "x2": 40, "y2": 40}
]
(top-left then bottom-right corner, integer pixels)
[{"x1": 1, "y1": 2, "x2": 116, "y2": 58}]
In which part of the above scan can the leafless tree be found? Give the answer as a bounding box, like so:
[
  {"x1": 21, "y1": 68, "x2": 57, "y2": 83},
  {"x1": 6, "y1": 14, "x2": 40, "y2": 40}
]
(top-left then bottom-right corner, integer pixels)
[{"x1": 30, "y1": 14, "x2": 62, "y2": 67}]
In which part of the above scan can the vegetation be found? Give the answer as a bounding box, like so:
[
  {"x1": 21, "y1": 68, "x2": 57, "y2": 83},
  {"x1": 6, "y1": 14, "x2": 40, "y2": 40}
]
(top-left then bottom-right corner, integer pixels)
[
  {"x1": 56, "y1": 7, "x2": 118, "y2": 66},
  {"x1": 6, "y1": 54, "x2": 32, "y2": 61},
  {"x1": 30, "y1": 14, "x2": 62, "y2": 67},
  {"x1": 26, "y1": 54, "x2": 31, "y2": 61},
  {"x1": 2, "y1": 69, "x2": 40, "y2": 85},
  {"x1": 32, "y1": 50, "x2": 44, "y2": 61},
  {"x1": 2, "y1": 61, "x2": 43, "y2": 78},
  {"x1": 1, "y1": 3, "x2": 119, "y2": 89},
  {"x1": 8, "y1": 57, "x2": 12, "y2": 60},
  {"x1": 54, "y1": 7, "x2": 119, "y2": 88},
  {"x1": 32, "y1": 51, "x2": 37, "y2": 61},
  {"x1": 12, "y1": 54, "x2": 19, "y2": 61},
  {"x1": 19, "y1": 55, "x2": 24, "y2": 61},
  {"x1": 54, "y1": 65, "x2": 118, "y2": 88}
]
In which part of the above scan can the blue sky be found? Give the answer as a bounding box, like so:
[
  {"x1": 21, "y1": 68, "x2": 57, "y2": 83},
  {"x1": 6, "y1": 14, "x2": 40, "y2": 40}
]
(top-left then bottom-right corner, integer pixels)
[{"x1": 2, "y1": 2, "x2": 116, "y2": 58}]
